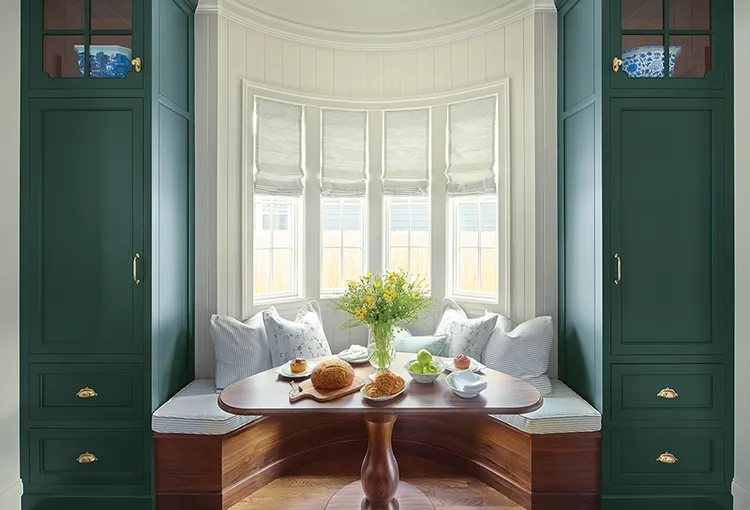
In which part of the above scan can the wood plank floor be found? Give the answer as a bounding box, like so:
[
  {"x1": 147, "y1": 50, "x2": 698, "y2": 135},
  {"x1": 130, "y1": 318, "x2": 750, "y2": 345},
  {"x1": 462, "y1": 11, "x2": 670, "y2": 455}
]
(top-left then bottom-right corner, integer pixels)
[{"x1": 231, "y1": 475, "x2": 523, "y2": 510}]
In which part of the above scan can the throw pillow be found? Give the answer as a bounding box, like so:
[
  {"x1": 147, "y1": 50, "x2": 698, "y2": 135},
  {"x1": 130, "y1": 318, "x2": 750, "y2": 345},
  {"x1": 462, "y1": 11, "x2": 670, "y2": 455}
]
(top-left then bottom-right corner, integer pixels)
[
  {"x1": 434, "y1": 298, "x2": 468, "y2": 356},
  {"x1": 444, "y1": 314, "x2": 498, "y2": 360},
  {"x1": 482, "y1": 312, "x2": 554, "y2": 396},
  {"x1": 209, "y1": 311, "x2": 274, "y2": 390},
  {"x1": 393, "y1": 328, "x2": 448, "y2": 356},
  {"x1": 263, "y1": 301, "x2": 332, "y2": 368}
]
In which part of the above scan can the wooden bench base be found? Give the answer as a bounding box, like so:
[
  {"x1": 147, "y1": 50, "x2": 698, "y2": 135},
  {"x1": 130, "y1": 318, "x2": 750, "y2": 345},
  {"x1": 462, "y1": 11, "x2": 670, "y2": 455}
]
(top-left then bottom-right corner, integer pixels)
[{"x1": 154, "y1": 414, "x2": 600, "y2": 510}]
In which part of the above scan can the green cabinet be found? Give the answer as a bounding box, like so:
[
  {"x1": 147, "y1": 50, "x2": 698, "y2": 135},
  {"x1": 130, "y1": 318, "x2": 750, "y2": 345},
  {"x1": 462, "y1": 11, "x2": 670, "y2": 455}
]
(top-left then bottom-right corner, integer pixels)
[
  {"x1": 20, "y1": 0, "x2": 197, "y2": 508},
  {"x1": 557, "y1": 0, "x2": 733, "y2": 508}
]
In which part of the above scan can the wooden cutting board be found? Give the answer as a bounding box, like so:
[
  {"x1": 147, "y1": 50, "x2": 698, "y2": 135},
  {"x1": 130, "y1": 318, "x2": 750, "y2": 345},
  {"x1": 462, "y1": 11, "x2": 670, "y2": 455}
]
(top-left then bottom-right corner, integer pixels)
[{"x1": 289, "y1": 376, "x2": 366, "y2": 403}]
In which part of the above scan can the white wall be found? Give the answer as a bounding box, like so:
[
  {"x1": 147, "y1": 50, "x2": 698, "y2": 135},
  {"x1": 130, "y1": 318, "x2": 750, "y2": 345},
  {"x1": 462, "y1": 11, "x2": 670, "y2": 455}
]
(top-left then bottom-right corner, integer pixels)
[
  {"x1": 734, "y1": 1, "x2": 750, "y2": 508},
  {"x1": 194, "y1": 4, "x2": 557, "y2": 379},
  {"x1": 0, "y1": 0, "x2": 21, "y2": 508}
]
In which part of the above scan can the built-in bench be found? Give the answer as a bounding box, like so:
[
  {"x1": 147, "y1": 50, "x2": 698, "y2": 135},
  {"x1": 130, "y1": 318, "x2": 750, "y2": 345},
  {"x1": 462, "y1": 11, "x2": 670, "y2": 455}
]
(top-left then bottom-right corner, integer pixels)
[{"x1": 153, "y1": 378, "x2": 601, "y2": 510}]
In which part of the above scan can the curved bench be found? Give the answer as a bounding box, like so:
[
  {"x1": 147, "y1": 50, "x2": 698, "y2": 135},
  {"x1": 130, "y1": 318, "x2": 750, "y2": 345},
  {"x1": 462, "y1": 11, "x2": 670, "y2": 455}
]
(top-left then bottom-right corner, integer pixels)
[{"x1": 153, "y1": 379, "x2": 601, "y2": 510}]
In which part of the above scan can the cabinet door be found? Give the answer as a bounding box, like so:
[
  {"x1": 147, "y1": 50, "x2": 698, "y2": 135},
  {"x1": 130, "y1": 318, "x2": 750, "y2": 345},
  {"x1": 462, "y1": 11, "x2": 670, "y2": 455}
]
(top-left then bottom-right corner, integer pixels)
[
  {"x1": 609, "y1": 0, "x2": 729, "y2": 89},
  {"x1": 27, "y1": 0, "x2": 144, "y2": 89},
  {"x1": 25, "y1": 99, "x2": 144, "y2": 355},
  {"x1": 609, "y1": 98, "x2": 731, "y2": 355}
]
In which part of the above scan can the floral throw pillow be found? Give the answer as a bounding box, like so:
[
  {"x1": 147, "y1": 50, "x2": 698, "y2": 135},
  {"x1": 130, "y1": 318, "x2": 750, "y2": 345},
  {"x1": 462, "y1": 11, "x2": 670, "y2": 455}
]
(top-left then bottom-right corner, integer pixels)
[
  {"x1": 263, "y1": 301, "x2": 332, "y2": 368},
  {"x1": 445, "y1": 314, "x2": 499, "y2": 361}
]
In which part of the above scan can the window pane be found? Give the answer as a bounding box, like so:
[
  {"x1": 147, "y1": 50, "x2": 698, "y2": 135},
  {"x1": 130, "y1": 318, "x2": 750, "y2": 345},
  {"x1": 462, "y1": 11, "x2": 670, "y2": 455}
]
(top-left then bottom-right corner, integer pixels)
[
  {"x1": 44, "y1": 0, "x2": 84, "y2": 30},
  {"x1": 343, "y1": 249, "x2": 363, "y2": 283},
  {"x1": 389, "y1": 205, "x2": 410, "y2": 234},
  {"x1": 390, "y1": 248, "x2": 409, "y2": 273},
  {"x1": 89, "y1": 35, "x2": 133, "y2": 78},
  {"x1": 621, "y1": 35, "x2": 666, "y2": 78},
  {"x1": 458, "y1": 203, "x2": 479, "y2": 246},
  {"x1": 458, "y1": 248, "x2": 479, "y2": 292},
  {"x1": 322, "y1": 248, "x2": 342, "y2": 290},
  {"x1": 253, "y1": 250, "x2": 271, "y2": 295},
  {"x1": 254, "y1": 196, "x2": 297, "y2": 299},
  {"x1": 481, "y1": 248, "x2": 498, "y2": 293},
  {"x1": 670, "y1": 0, "x2": 710, "y2": 30},
  {"x1": 322, "y1": 203, "x2": 341, "y2": 247},
  {"x1": 622, "y1": 0, "x2": 663, "y2": 30},
  {"x1": 410, "y1": 248, "x2": 429, "y2": 280},
  {"x1": 44, "y1": 35, "x2": 84, "y2": 78},
  {"x1": 272, "y1": 249, "x2": 293, "y2": 292},
  {"x1": 90, "y1": 0, "x2": 132, "y2": 29},
  {"x1": 480, "y1": 202, "x2": 498, "y2": 248},
  {"x1": 342, "y1": 203, "x2": 362, "y2": 247},
  {"x1": 671, "y1": 35, "x2": 711, "y2": 78}
]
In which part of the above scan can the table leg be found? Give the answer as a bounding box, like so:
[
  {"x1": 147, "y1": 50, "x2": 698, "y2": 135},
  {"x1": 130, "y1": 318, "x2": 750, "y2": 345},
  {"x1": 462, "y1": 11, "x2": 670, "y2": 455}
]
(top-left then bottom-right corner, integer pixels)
[{"x1": 361, "y1": 414, "x2": 399, "y2": 509}]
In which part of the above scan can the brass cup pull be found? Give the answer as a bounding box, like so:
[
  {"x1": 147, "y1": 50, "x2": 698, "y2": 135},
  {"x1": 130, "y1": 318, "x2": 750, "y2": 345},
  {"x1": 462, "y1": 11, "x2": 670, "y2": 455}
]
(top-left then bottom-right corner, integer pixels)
[
  {"x1": 133, "y1": 253, "x2": 141, "y2": 285},
  {"x1": 132, "y1": 57, "x2": 142, "y2": 73},
  {"x1": 614, "y1": 253, "x2": 622, "y2": 285},
  {"x1": 77, "y1": 452, "x2": 98, "y2": 464},
  {"x1": 657, "y1": 452, "x2": 678, "y2": 464},
  {"x1": 613, "y1": 57, "x2": 623, "y2": 72},
  {"x1": 657, "y1": 387, "x2": 678, "y2": 399},
  {"x1": 76, "y1": 387, "x2": 98, "y2": 399}
]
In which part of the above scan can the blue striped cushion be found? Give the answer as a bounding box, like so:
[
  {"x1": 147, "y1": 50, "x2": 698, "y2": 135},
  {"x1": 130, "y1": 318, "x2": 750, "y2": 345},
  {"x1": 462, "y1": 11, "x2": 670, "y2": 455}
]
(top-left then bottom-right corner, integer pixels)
[{"x1": 209, "y1": 311, "x2": 274, "y2": 390}]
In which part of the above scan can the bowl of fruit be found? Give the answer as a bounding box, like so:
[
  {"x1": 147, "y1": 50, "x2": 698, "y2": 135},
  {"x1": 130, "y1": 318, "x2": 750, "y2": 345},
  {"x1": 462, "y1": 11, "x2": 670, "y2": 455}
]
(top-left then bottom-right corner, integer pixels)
[{"x1": 405, "y1": 349, "x2": 445, "y2": 383}]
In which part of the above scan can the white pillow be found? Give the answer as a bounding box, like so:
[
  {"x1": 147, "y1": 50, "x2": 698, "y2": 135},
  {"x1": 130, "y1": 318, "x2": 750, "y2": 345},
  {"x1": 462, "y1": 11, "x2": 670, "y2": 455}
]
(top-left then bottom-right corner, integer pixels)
[
  {"x1": 482, "y1": 312, "x2": 554, "y2": 396},
  {"x1": 434, "y1": 299, "x2": 498, "y2": 360},
  {"x1": 263, "y1": 301, "x2": 332, "y2": 368},
  {"x1": 209, "y1": 311, "x2": 274, "y2": 390}
]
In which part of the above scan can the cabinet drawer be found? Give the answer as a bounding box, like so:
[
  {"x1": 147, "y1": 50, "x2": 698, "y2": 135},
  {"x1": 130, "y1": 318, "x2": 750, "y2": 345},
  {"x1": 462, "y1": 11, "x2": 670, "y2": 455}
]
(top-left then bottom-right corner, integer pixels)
[
  {"x1": 611, "y1": 364, "x2": 726, "y2": 421},
  {"x1": 610, "y1": 428, "x2": 726, "y2": 488},
  {"x1": 29, "y1": 363, "x2": 144, "y2": 421},
  {"x1": 28, "y1": 428, "x2": 146, "y2": 489}
]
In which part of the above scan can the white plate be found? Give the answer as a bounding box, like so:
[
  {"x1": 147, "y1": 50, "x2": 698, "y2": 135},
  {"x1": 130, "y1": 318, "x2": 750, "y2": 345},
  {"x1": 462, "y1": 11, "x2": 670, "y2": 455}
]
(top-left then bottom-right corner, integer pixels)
[
  {"x1": 338, "y1": 347, "x2": 370, "y2": 363},
  {"x1": 442, "y1": 356, "x2": 484, "y2": 373},
  {"x1": 361, "y1": 379, "x2": 408, "y2": 402},
  {"x1": 276, "y1": 361, "x2": 317, "y2": 379}
]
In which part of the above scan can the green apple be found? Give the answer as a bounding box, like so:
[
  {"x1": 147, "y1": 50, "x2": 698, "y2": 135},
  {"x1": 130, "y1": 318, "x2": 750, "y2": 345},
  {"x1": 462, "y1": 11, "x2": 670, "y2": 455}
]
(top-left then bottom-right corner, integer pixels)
[
  {"x1": 409, "y1": 361, "x2": 424, "y2": 374},
  {"x1": 424, "y1": 362, "x2": 439, "y2": 374},
  {"x1": 416, "y1": 348, "x2": 432, "y2": 365}
]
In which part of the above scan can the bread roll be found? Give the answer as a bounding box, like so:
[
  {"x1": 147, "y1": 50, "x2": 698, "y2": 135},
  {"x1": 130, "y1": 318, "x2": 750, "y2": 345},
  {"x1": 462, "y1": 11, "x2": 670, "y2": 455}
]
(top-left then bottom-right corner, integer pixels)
[{"x1": 310, "y1": 359, "x2": 355, "y2": 390}]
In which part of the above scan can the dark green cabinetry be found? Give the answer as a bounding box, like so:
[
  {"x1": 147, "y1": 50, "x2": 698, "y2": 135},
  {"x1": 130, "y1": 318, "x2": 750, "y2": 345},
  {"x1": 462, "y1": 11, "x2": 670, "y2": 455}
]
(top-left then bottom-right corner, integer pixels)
[
  {"x1": 20, "y1": 0, "x2": 196, "y2": 508},
  {"x1": 557, "y1": 0, "x2": 733, "y2": 508}
]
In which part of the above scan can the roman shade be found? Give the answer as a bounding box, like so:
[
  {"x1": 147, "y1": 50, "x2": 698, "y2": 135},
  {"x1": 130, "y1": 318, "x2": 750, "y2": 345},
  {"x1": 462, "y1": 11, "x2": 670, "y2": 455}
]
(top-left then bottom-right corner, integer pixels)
[
  {"x1": 446, "y1": 96, "x2": 497, "y2": 196},
  {"x1": 254, "y1": 97, "x2": 304, "y2": 196},
  {"x1": 321, "y1": 109, "x2": 367, "y2": 197},
  {"x1": 383, "y1": 109, "x2": 430, "y2": 196}
]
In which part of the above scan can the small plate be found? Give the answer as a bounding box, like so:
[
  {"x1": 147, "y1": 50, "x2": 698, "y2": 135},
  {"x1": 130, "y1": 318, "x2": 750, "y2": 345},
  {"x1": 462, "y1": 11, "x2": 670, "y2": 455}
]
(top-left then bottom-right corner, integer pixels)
[
  {"x1": 277, "y1": 361, "x2": 317, "y2": 379},
  {"x1": 445, "y1": 371, "x2": 487, "y2": 398},
  {"x1": 338, "y1": 347, "x2": 370, "y2": 364},
  {"x1": 442, "y1": 356, "x2": 483, "y2": 373},
  {"x1": 361, "y1": 379, "x2": 408, "y2": 402}
]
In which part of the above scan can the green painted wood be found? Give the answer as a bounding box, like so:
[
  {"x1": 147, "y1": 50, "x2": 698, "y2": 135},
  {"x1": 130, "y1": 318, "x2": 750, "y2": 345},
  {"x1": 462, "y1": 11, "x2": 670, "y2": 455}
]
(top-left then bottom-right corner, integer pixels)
[
  {"x1": 611, "y1": 363, "x2": 726, "y2": 422},
  {"x1": 29, "y1": 363, "x2": 145, "y2": 421},
  {"x1": 26, "y1": 99, "x2": 144, "y2": 355},
  {"x1": 609, "y1": 98, "x2": 729, "y2": 356},
  {"x1": 609, "y1": 427, "x2": 726, "y2": 490},
  {"x1": 601, "y1": 494, "x2": 733, "y2": 510},
  {"x1": 23, "y1": 495, "x2": 154, "y2": 510},
  {"x1": 562, "y1": 0, "x2": 596, "y2": 110}
]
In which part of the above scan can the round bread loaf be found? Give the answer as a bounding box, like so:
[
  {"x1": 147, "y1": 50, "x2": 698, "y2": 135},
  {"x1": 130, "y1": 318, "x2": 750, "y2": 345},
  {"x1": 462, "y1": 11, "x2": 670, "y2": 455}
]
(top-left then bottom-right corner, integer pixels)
[{"x1": 310, "y1": 359, "x2": 355, "y2": 390}]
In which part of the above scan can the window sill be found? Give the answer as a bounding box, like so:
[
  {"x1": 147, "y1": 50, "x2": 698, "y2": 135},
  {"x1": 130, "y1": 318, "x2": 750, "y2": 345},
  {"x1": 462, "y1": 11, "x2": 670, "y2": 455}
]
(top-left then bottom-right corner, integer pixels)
[
  {"x1": 448, "y1": 294, "x2": 498, "y2": 306},
  {"x1": 253, "y1": 295, "x2": 305, "y2": 308}
]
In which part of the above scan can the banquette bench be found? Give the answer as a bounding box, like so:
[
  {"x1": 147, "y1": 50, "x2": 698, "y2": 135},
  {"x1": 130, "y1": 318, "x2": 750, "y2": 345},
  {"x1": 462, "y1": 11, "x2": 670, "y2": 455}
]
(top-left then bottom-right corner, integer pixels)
[{"x1": 153, "y1": 379, "x2": 601, "y2": 510}]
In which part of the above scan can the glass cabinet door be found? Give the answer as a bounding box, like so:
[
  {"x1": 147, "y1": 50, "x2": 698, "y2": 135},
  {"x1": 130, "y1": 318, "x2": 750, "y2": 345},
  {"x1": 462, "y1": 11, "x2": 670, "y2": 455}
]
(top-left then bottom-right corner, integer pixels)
[
  {"x1": 612, "y1": 0, "x2": 725, "y2": 89},
  {"x1": 30, "y1": 0, "x2": 143, "y2": 89}
]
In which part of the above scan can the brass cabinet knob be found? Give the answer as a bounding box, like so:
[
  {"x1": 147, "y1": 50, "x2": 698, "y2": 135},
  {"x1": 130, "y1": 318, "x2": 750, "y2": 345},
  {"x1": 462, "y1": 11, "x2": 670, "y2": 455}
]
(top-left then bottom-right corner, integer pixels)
[
  {"x1": 76, "y1": 387, "x2": 98, "y2": 399},
  {"x1": 132, "y1": 57, "x2": 142, "y2": 73},
  {"x1": 613, "y1": 57, "x2": 623, "y2": 73},
  {"x1": 656, "y1": 452, "x2": 678, "y2": 464},
  {"x1": 77, "y1": 452, "x2": 98, "y2": 464},
  {"x1": 657, "y1": 387, "x2": 678, "y2": 399}
]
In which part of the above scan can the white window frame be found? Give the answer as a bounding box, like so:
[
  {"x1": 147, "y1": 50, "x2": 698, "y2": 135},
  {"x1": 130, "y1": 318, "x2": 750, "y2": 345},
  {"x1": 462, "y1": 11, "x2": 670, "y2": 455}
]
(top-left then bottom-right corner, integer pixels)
[
  {"x1": 320, "y1": 196, "x2": 367, "y2": 298},
  {"x1": 383, "y1": 196, "x2": 431, "y2": 283}
]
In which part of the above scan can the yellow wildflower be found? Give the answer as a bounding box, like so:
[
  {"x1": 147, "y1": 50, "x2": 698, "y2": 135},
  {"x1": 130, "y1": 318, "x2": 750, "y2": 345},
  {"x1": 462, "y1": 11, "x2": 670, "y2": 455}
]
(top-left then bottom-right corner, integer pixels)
[
  {"x1": 364, "y1": 295, "x2": 375, "y2": 307},
  {"x1": 355, "y1": 306, "x2": 367, "y2": 320},
  {"x1": 388, "y1": 272, "x2": 397, "y2": 283},
  {"x1": 347, "y1": 280, "x2": 356, "y2": 289},
  {"x1": 384, "y1": 289, "x2": 397, "y2": 304},
  {"x1": 374, "y1": 281, "x2": 382, "y2": 289}
]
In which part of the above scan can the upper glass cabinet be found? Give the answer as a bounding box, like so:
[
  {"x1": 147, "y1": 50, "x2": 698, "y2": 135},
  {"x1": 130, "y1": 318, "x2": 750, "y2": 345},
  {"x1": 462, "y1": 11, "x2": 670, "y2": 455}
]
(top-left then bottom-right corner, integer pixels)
[
  {"x1": 611, "y1": 0, "x2": 727, "y2": 89},
  {"x1": 29, "y1": 0, "x2": 143, "y2": 89}
]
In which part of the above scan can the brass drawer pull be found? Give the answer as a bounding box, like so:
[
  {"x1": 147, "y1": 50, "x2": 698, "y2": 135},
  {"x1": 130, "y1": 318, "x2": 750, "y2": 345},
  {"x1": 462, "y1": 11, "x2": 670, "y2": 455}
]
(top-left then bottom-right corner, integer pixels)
[
  {"x1": 613, "y1": 57, "x2": 623, "y2": 73},
  {"x1": 614, "y1": 253, "x2": 622, "y2": 285},
  {"x1": 77, "y1": 452, "x2": 98, "y2": 464},
  {"x1": 133, "y1": 253, "x2": 141, "y2": 285},
  {"x1": 656, "y1": 452, "x2": 678, "y2": 464},
  {"x1": 132, "y1": 57, "x2": 142, "y2": 73},
  {"x1": 76, "y1": 387, "x2": 98, "y2": 399},
  {"x1": 657, "y1": 387, "x2": 678, "y2": 399}
]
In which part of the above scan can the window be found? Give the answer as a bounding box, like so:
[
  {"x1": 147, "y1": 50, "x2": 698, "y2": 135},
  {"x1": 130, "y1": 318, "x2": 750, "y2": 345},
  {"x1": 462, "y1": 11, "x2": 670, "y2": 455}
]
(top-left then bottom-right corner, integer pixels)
[
  {"x1": 450, "y1": 196, "x2": 498, "y2": 298},
  {"x1": 385, "y1": 197, "x2": 430, "y2": 280},
  {"x1": 321, "y1": 197, "x2": 365, "y2": 295},
  {"x1": 253, "y1": 196, "x2": 300, "y2": 301}
]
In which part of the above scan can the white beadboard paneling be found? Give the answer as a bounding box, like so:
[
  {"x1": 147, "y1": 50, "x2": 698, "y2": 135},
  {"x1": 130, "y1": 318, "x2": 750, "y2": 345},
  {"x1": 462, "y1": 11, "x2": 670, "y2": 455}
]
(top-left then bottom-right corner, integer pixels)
[
  {"x1": 400, "y1": 50, "x2": 419, "y2": 97},
  {"x1": 317, "y1": 47, "x2": 335, "y2": 95},
  {"x1": 216, "y1": 14, "x2": 229, "y2": 316},
  {"x1": 486, "y1": 26, "x2": 506, "y2": 81},
  {"x1": 433, "y1": 42, "x2": 452, "y2": 91},
  {"x1": 382, "y1": 51, "x2": 402, "y2": 97},
  {"x1": 366, "y1": 52, "x2": 384, "y2": 98},
  {"x1": 523, "y1": 14, "x2": 536, "y2": 323},
  {"x1": 282, "y1": 39, "x2": 300, "y2": 91},
  {"x1": 350, "y1": 52, "x2": 368, "y2": 97},
  {"x1": 265, "y1": 34, "x2": 283, "y2": 87},
  {"x1": 416, "y1": 46, "x2": 435, "y2": 95},
  {"x1": 245, "y1": 27, "x2": 266, "y2": 83},
  {"x1": 299, "y1": 43, "x2": 317, "y2": 93},
  {"x1": 333, "y1": 50, "x2": 352, "y2": 97},
  {"x1": 450, "y1": 38, "x2": 469, "y2": 89},
  {"x1": 468, "y1": 33, "x2": 488, "y2": 85}
]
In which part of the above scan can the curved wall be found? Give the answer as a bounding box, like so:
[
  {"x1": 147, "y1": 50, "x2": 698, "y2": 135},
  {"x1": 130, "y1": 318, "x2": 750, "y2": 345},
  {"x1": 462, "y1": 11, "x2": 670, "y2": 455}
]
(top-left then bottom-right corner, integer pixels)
[{"x1": 193, "y1": 1, "x2": 558, "y2": 379}]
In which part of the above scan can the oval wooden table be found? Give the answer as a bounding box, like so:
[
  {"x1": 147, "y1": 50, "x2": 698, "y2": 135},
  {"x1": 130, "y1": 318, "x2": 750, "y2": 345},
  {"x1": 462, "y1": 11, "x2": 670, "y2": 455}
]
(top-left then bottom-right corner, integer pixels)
[{"x1": 219, "y1": 353, "x2": 543, "y2": 510}]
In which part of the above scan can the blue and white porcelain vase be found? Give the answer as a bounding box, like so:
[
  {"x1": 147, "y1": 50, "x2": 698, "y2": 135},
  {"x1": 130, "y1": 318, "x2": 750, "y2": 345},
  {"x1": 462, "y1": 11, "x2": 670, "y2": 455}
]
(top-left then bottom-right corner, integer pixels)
[{"x1": 621, "y1": 45, "x2": 683, "y2": 78}]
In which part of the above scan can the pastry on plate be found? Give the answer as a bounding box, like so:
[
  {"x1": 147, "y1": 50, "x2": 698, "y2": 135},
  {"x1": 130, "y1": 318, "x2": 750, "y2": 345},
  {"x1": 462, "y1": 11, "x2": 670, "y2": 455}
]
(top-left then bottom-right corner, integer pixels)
[
  {"x1": 374, "y1": 372, "x2": 405, "y2": 396},
  {"x1": 453, "y1": 354, "x2": 471, "y2": 370},
  {"x1": 364, "y1": 381, "x2": 383, "y2": 398},
  {"x1": 311, "y1": 359, "x2": 355, "y2": 390},
  {"x1": 289, "y1": 358, "x2": 307, "y2": 374}
]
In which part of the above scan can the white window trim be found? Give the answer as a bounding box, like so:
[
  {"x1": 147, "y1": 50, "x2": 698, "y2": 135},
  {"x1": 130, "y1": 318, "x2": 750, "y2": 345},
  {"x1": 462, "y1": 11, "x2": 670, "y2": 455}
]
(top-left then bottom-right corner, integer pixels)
[{"x1": 241, "y1": 80, "x2": 511, "y2": 319}]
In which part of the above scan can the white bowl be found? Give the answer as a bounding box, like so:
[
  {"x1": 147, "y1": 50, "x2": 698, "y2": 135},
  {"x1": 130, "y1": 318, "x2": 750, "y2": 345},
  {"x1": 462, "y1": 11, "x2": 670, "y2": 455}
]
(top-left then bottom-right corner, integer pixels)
[
  {"x1": 404, "y1": 359, "x2": 445, "y2": 383},
  {"x1": 445, "y1": 371, "x2": 487, "y2": 399}
]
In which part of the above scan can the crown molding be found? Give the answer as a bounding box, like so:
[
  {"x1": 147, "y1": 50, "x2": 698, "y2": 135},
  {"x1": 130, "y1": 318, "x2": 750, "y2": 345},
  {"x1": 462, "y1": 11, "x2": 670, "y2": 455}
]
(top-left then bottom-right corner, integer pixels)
[{"x1": 195, "y1": 0, "x2": 556, "y2": 50}]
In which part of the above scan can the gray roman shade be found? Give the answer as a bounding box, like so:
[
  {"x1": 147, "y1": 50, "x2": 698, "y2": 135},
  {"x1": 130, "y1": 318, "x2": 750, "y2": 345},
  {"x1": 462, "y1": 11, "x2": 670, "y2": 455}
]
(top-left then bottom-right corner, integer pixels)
[
  {"x1": 383, "y1": 109, "x2": 430, "y2": 196},
  {"x1": 446, "y1": 96, "x2": 497, "y2": 196},
  {"x1": 321, "y1": 109, "x2": 367, "y2": 197},
  {"x1": 254, "y1": 97, "x2": 304, "y2": 196}
]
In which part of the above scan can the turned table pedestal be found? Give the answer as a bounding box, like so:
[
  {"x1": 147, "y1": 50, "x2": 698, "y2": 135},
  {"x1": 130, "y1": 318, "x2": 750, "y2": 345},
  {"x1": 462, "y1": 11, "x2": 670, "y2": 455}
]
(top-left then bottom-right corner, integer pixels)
[{"x1": 219, "y1": 353, "x2": 542, "y2": 510}]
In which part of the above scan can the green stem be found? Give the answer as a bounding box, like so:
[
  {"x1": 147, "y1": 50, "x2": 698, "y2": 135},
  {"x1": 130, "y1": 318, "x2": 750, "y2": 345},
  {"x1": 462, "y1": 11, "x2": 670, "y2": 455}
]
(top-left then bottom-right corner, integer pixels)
[{"x1": 370, "y1": 322, "x2": 393, "y2": 371}]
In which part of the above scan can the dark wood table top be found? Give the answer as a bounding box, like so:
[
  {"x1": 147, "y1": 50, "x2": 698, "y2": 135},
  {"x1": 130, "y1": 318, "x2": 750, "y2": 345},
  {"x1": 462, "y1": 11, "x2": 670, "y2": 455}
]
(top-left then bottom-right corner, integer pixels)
[{"x1": 219, "y1": 352, "x2": 543, "y2": 416}]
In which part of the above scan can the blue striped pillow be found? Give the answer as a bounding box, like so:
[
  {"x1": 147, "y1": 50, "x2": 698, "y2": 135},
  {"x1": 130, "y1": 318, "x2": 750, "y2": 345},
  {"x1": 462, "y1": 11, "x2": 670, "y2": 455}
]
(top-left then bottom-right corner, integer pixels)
[{"x1": 209, "y1": 311, "x2": 274, "y2": 390}]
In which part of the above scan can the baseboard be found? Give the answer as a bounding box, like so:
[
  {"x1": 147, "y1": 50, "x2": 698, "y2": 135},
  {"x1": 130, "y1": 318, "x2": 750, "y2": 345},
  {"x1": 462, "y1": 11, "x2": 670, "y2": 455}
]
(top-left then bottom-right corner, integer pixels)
[
  {"x1": 0, "y1": 479, "x2": 22, "y2": 510},
  {"x1": 734, "y1": 479, "x2": 750, "y2": 510},
  {"x1": 601, "y1": 494, "x2": 733, "y2": 510},
  {"x1": 22, "y1": 495, "x2": 154, "y2": 510}
]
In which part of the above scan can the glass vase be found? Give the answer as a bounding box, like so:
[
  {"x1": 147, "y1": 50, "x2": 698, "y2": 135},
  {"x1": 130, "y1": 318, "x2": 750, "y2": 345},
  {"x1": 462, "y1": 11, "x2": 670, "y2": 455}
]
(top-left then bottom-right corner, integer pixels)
[{"x1": 367, "y1": 323, "x2": 396, "y2": 373}]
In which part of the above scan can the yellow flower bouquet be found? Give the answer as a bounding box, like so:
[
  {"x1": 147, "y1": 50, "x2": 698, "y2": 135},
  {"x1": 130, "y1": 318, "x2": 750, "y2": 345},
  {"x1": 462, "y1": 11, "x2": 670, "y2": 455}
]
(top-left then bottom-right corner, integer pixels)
[{"x1": 336, "y1": 270, "x2": 434, "y2": 372}]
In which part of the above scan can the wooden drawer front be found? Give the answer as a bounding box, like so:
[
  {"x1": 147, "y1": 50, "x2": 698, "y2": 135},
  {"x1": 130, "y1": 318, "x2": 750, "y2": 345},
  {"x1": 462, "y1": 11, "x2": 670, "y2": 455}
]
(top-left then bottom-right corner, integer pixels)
[
  {"x1": 28, "y1": 429, "x2": 146, "y2": 488},
  {"x1": 610, "y1": 428, "x2": 726, "y2": 488},
  {"x1": 611, "y1": 364, "x2": 726, "y2": 421},
  {"x1": 29, "y1": 363, "x2": 144, "y2": 421}
]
